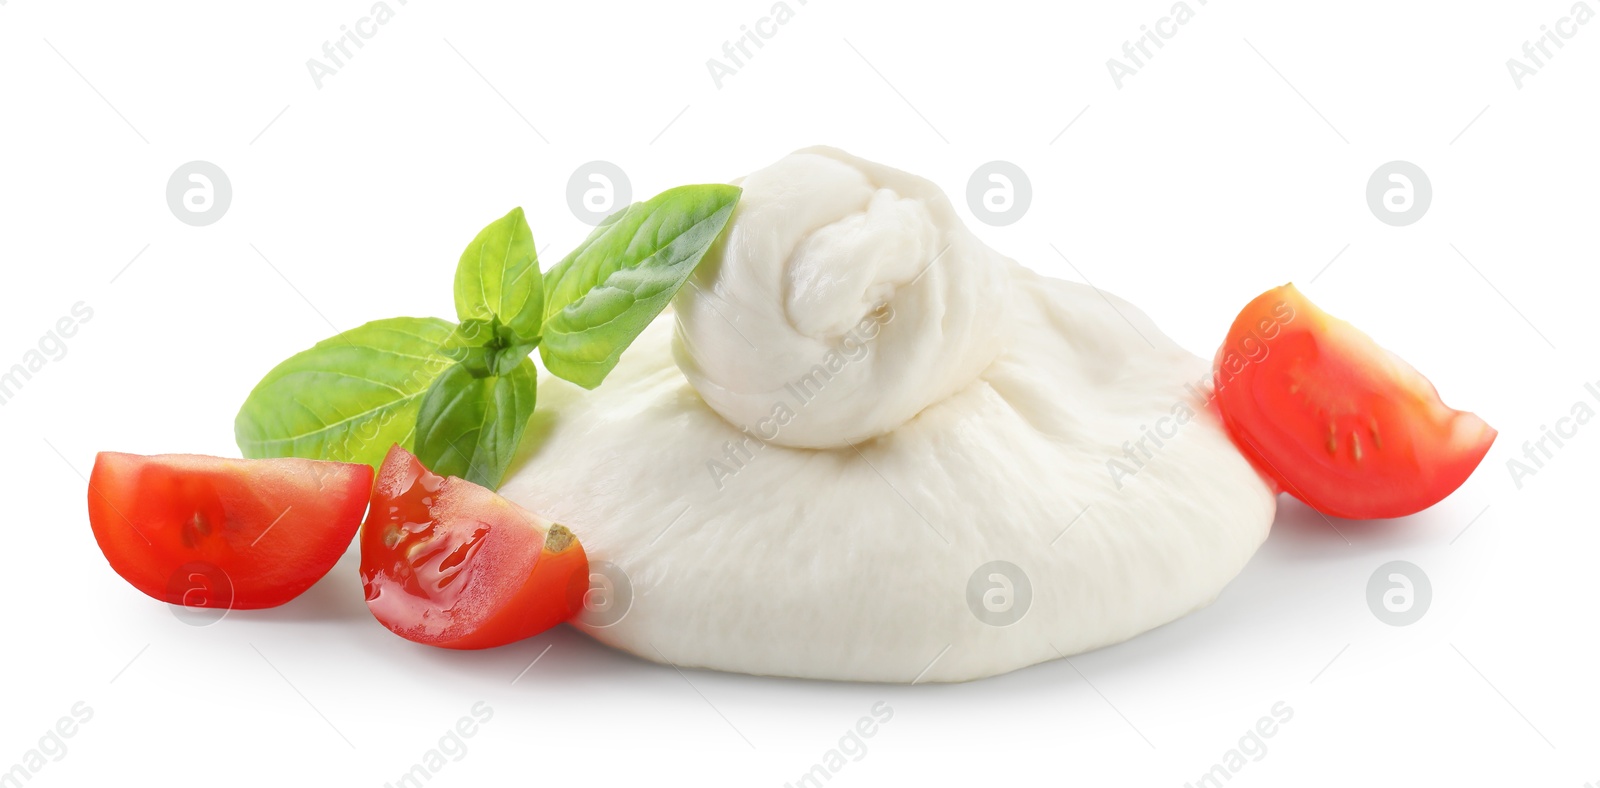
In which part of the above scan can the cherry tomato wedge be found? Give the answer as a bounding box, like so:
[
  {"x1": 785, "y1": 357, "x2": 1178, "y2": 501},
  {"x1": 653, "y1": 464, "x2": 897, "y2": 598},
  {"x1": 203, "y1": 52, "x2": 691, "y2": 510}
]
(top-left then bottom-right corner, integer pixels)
[
  {"x1": 87, "y1": 452, "x2": 374, "y2": 609},
  {"x1": 360, "y1": 445, "x2": 587, "y2": 649},
  {"x1": 1213, "y1": 284, "x2": 1496, "y2": 519}
]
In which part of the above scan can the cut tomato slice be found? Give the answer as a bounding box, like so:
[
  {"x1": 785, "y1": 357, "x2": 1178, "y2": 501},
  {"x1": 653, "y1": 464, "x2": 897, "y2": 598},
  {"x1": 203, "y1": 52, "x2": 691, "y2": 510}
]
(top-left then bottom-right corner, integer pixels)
[
  {"x1": 360, "y1": 445, "x2": 588, "y2": 649},
  {"x1": 87, "y1": 453, "x2": 374, "y2": 609},
  {"x1": 1213, "y1": 284, "x2": 1496, "y2": 519}
]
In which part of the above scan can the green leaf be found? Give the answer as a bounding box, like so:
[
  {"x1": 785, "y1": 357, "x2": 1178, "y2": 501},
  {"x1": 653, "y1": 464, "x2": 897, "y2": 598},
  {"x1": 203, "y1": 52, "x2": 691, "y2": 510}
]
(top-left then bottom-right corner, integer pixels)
[
  {"x1": 440, "y1": 319, "x2": 497, "y2": 375},
  {"x1": 540, "y1": 183, "x2": 741, "y2": 389},
  {"x1": 492, "y1": 339, "x2": 540, "y2": 376},
  {"x1": 413, "y1": 358, "x2": 538, "y2": 489},
  {"x1": 235, "y1": 317, "x2": 456, "y2": 470},
  {"x1": 454, "y1": 207, "x2": 543, "y2": 342},
  {"x1": 441, "y1": 319, "x2": 539, "y2": 378}
]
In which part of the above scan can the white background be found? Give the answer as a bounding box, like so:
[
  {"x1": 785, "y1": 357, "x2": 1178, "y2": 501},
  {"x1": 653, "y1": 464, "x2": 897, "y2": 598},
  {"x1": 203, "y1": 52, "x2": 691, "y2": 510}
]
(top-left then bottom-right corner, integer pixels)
[{"x1": 2, "y1": 0, "x2": 1598, "y2": 785}]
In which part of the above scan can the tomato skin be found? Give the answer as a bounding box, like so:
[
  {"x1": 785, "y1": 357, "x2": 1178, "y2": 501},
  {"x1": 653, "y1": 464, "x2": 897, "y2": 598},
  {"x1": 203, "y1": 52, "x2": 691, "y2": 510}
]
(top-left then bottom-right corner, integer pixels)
[
  {"x1": 1214, "y1": 285, "x2": 1496, "y2": 519},
  {"x1": 359, "y1": 446, "x2": 587, "y2": 650},
  {"x1": 86, "y1": 453, "x2": 374, "y2": 609}
]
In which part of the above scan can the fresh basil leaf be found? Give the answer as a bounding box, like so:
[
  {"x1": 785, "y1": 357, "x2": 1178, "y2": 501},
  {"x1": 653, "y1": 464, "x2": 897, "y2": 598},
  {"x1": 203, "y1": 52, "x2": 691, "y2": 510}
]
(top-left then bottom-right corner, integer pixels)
[
  {"x1": 235, "y1": 317, "x2": 456, "y2": 470},
  {"x1": 454, "y1": 207, "x2": 543, "y2": 342},
  {"x1": 443, "y1": 346, "x2": 494, "y2": 378},
  {"x1": 493, "y1": 340, "x2": 539, "y2": 376},
  {"x1": 444, "y1": 318, "x2": 499, "y2": 349},
  {"x1": 540, "y1": 184, "x2": 741, "y2": 389},
  {"x1": 441, "y1": 318, "x2": 538, "y2": 378},
  {"x1": 441, "y1": 319, "x2": 498, "y2": 377},
  {"x1": 413, "y1": 358, "x2": 538, "y2": 489}
]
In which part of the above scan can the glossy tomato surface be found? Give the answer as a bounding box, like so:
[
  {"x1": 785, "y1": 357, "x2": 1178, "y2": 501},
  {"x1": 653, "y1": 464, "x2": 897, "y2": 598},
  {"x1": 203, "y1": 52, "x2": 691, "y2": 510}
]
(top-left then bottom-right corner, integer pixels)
[
  {"x1": 360, "y1": 445, "x2": 587, "y2": 649},
  {"x1": 1213, "y1": 284, "x2": 1495, "y2": 519},
  {"x1": 87, "y1": 452, "x2": 374, "y2": 609}
]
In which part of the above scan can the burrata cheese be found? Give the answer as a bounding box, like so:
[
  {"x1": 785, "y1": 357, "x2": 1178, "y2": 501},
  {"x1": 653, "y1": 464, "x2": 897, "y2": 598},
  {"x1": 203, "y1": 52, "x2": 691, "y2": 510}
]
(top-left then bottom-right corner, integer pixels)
[{"x1": 498, "y1": 147, "x2": 1276, "y2": 682}]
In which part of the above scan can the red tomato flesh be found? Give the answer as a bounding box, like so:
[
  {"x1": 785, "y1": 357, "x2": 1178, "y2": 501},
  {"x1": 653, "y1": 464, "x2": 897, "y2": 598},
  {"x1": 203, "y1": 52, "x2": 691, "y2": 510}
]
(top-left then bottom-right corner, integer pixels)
[
  {"x1": 360, "y1": 445, "x2": 587, "y2": 649},
  {"x1": 87, "y1": 453, "x2": 374, "y2": 609},
  {"x1": 1214, "y1": 284, "x2": 1496, "y2": 519}
]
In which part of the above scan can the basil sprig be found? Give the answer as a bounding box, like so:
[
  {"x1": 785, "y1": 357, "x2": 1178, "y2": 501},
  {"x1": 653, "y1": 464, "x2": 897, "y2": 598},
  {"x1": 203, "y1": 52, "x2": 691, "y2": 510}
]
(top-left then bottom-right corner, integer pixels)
[{"x1": 235, "y1": 183, "x2": 741, "y2": 489}]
